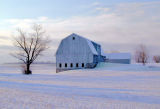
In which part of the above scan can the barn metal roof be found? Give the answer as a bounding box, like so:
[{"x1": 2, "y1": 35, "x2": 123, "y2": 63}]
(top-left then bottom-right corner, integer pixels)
[
  {"x1": 61, "y1": 33, "x2": 106, "y2": 56},
  {"x1": 105, "y1": 53, "x2": 131, "y2": 59},
  {"x1": 86, "y1": 39, "x2": 98, "y2": 55}
]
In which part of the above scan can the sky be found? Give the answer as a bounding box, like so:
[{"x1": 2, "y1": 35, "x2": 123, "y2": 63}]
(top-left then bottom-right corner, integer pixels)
[{"x1": 0, "y1": 0, "x2": 160, "y2": 63}]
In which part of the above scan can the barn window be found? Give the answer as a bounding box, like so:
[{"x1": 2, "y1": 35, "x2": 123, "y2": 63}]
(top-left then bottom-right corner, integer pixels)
[
  {"x1": 70, "y1": 63, "x2": 73, "y2": 67},
  {"x1": 65, "y1": 63, "x2": 67, "y2": 68},
  {"x1": 59, "y1": 63, "x2": 62, "y2": 68},
  {"x1": 72, "y1": 37, "x2": 75, "y2": 40},
  {"x1": 76, "y1": 63, "x2": 79, "y2": 68},
  {"x1": 82, "y1": 63, "x2": 84, "y2": 67}
]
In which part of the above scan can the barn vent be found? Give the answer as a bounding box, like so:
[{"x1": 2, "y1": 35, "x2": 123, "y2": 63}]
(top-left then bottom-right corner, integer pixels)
[
  {"x1": 59, "y1": 63, "x2": 62, "y2": 68},
  {"x1": 82, "y1": 63, "x2": 84, "y2": 67},
  {"x1": 65, "y1": 63, "x2": 67, "y2": 67},
  {"x1": 70, "y1": 63, "x2": 73, "y2": 67},
  {"x1": 72, "y1": 37, "x2": 75, "y2": 40},
  {"x1": 76, "y1": 63, "x2": 79, "y2": 67}
]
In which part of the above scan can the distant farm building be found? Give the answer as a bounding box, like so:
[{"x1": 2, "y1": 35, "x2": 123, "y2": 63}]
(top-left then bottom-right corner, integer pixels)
[
  {"x1": 56, "y1": 33, "x2": 106, "y2": 72},
  {"x1": 105, "y1": 53, "x2": 131, "y2": 64}
]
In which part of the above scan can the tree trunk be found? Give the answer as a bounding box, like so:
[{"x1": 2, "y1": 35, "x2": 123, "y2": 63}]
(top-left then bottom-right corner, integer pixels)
[
  {"x1": 25, "y1": 63, "x2": 32, "y2": 74},
  {"x1": 142, "y1": 60, "x2": 145, "y2": 66}
]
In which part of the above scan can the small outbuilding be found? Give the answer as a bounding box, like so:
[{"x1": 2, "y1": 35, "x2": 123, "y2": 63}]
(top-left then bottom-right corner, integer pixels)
[
  {"x1": 56, "y1": 33, "x2": 106, "y2": 72},
  {"x1": 105, "y1": 53, "x2": 131, "y2": 64}
]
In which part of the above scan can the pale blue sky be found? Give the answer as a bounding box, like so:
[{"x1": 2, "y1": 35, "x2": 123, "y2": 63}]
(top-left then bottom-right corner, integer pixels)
[
  {"x1": 0, "y1": 0, "x2": 155, "y2": 19},
  {"x1": 0, "y1": 0, "x2": 160, "y2": 64}
]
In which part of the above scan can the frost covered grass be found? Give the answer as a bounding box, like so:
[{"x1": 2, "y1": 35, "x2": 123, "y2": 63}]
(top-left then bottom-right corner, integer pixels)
[{"x1": 0, "y1": 63, "x2": 160, "y2": 109}]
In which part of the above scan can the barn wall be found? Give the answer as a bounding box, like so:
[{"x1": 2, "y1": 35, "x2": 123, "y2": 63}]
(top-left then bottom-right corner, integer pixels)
[{"x1": 106, "y1": 59, "x2": 131, "y2": 64}]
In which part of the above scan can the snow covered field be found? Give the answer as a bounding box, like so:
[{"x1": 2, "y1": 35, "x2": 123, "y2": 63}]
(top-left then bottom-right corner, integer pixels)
[{"x1": 0, "y1": 63, "x2": 160, "y2": 109}]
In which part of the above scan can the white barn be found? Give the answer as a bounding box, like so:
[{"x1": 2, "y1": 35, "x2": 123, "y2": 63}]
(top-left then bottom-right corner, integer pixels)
[
  {"x1": 105, "y1": 53, "x2": 131, "y2": 64},
  {"x1": 56, "y1": 33, "x2": 106, "y2": 72}
]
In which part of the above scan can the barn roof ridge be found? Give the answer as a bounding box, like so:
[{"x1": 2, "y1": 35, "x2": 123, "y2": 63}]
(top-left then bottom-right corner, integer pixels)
[{"x1": 69, "y1": 33, "x2": 99, "y2": 45}]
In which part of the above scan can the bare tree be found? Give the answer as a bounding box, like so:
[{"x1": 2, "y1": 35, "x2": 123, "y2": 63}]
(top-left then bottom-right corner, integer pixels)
[
  {"x1": 153, "y1": 56, "x2": 160, "y2": 63},
  {"x1": 12, "y1": 24, "x2": 50, "y2": 74},
  {"x1": 134, "y1": 44, "x2": 148, "y2": 65}
]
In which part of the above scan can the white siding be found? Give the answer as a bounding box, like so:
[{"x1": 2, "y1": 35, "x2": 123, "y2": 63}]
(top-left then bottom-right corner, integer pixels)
[{"x1": 56, "y1": 34, "x2": 95, "y2": 69}]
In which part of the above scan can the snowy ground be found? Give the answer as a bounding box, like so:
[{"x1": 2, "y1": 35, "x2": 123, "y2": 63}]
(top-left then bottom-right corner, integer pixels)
[{"x1": 0, "y1": 63, "x2": 160, "y2": 109}]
